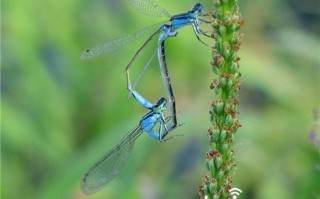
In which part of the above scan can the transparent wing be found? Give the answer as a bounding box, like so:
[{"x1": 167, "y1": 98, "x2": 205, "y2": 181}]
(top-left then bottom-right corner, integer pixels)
[
  {"x1": 80, "y1": 23, "x2": 163, "y2": 60},
  {"x1": 81, "y1": 125, "x2": 143, "y2": 195},
  {"x1": 131, "y1": 48, "x2": 158, "y2": 95},
  {"x1": 129, "y1": 0, "x2": 171, "y2": 18}
]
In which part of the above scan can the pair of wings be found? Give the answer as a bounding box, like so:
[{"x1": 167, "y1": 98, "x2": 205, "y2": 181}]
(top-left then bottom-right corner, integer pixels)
[
  {"x1": 80, "y1": 0, "x2": 171, "y2": 60},
  {"x1": 81, "y1": 115, "x2": 173, "y2": 195},
  {"x1": 81, "y1": 125, "x2": 142, "y2": 194}
]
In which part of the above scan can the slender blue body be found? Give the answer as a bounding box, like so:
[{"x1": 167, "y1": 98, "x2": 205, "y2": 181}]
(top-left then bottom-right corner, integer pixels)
[
  {"x1": 81, "y1": 1, "x2": 210, "y2": 195},
  {"x1": 81, "y1": 3, "x2": 208, "y2": 59},
  {"x1": 81, "y1": 69, "x2": 171, "y2": 195},
  {"x1": 125, "y1": 3, "x2": 209, "y2": 131},
  {"x1": 81, "y1": 90, "x2": 169, "y2": 194}
]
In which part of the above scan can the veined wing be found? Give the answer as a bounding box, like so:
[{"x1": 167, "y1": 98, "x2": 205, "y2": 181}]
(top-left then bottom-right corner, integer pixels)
[
  {"x1": 80, "y1": 23, "x2": 163, "y2": 60},
  {"x1": 129, "y1": 0, "x2": 171, "y2": 18},
  {"x1": 131, "y1": 48, "x2": 158, "y2": 95},
  {"x1": 81, "y1": 125, "x2": 143, "y2": 195}
]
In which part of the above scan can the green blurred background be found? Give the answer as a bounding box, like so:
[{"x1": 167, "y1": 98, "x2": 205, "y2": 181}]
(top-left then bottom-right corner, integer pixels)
[{"x1": 2, "y1": 0, "x2": 319, "y2": 198}]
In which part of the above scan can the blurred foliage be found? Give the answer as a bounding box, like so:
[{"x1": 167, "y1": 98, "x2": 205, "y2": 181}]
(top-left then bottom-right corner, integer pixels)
[{"x1": 1, "y1": 0, "x2": 319, "y2": 199}]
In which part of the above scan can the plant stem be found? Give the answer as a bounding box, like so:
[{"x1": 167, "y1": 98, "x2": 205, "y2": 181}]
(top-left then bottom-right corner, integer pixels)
[{"x1": 198, "y1": 0, "x2": 244, "y2": 198}]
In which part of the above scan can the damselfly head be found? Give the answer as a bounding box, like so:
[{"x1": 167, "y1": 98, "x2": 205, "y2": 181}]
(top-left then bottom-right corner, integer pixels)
[
  {"x1": 155, "y1": 97, "x2": 167, "y2": 111},
  {"x1": 190, "y1": 3, "x2": 203, "y2": 16}
]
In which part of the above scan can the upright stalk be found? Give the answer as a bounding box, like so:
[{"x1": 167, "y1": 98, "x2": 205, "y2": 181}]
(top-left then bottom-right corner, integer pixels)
[{"x1": 198, "y1": 0, "x2": 244, "y2": 198}]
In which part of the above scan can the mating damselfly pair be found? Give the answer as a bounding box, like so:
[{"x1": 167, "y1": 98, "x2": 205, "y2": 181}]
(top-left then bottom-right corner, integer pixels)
[{"x1": 80, "y1": 0, "x2": 211, "y2": 195}]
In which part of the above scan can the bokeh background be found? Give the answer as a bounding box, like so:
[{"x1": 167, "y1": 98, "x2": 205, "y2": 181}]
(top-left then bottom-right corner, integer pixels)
[{"x1": 2, "y1": 0, "x2": 319, "y2": 198}]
